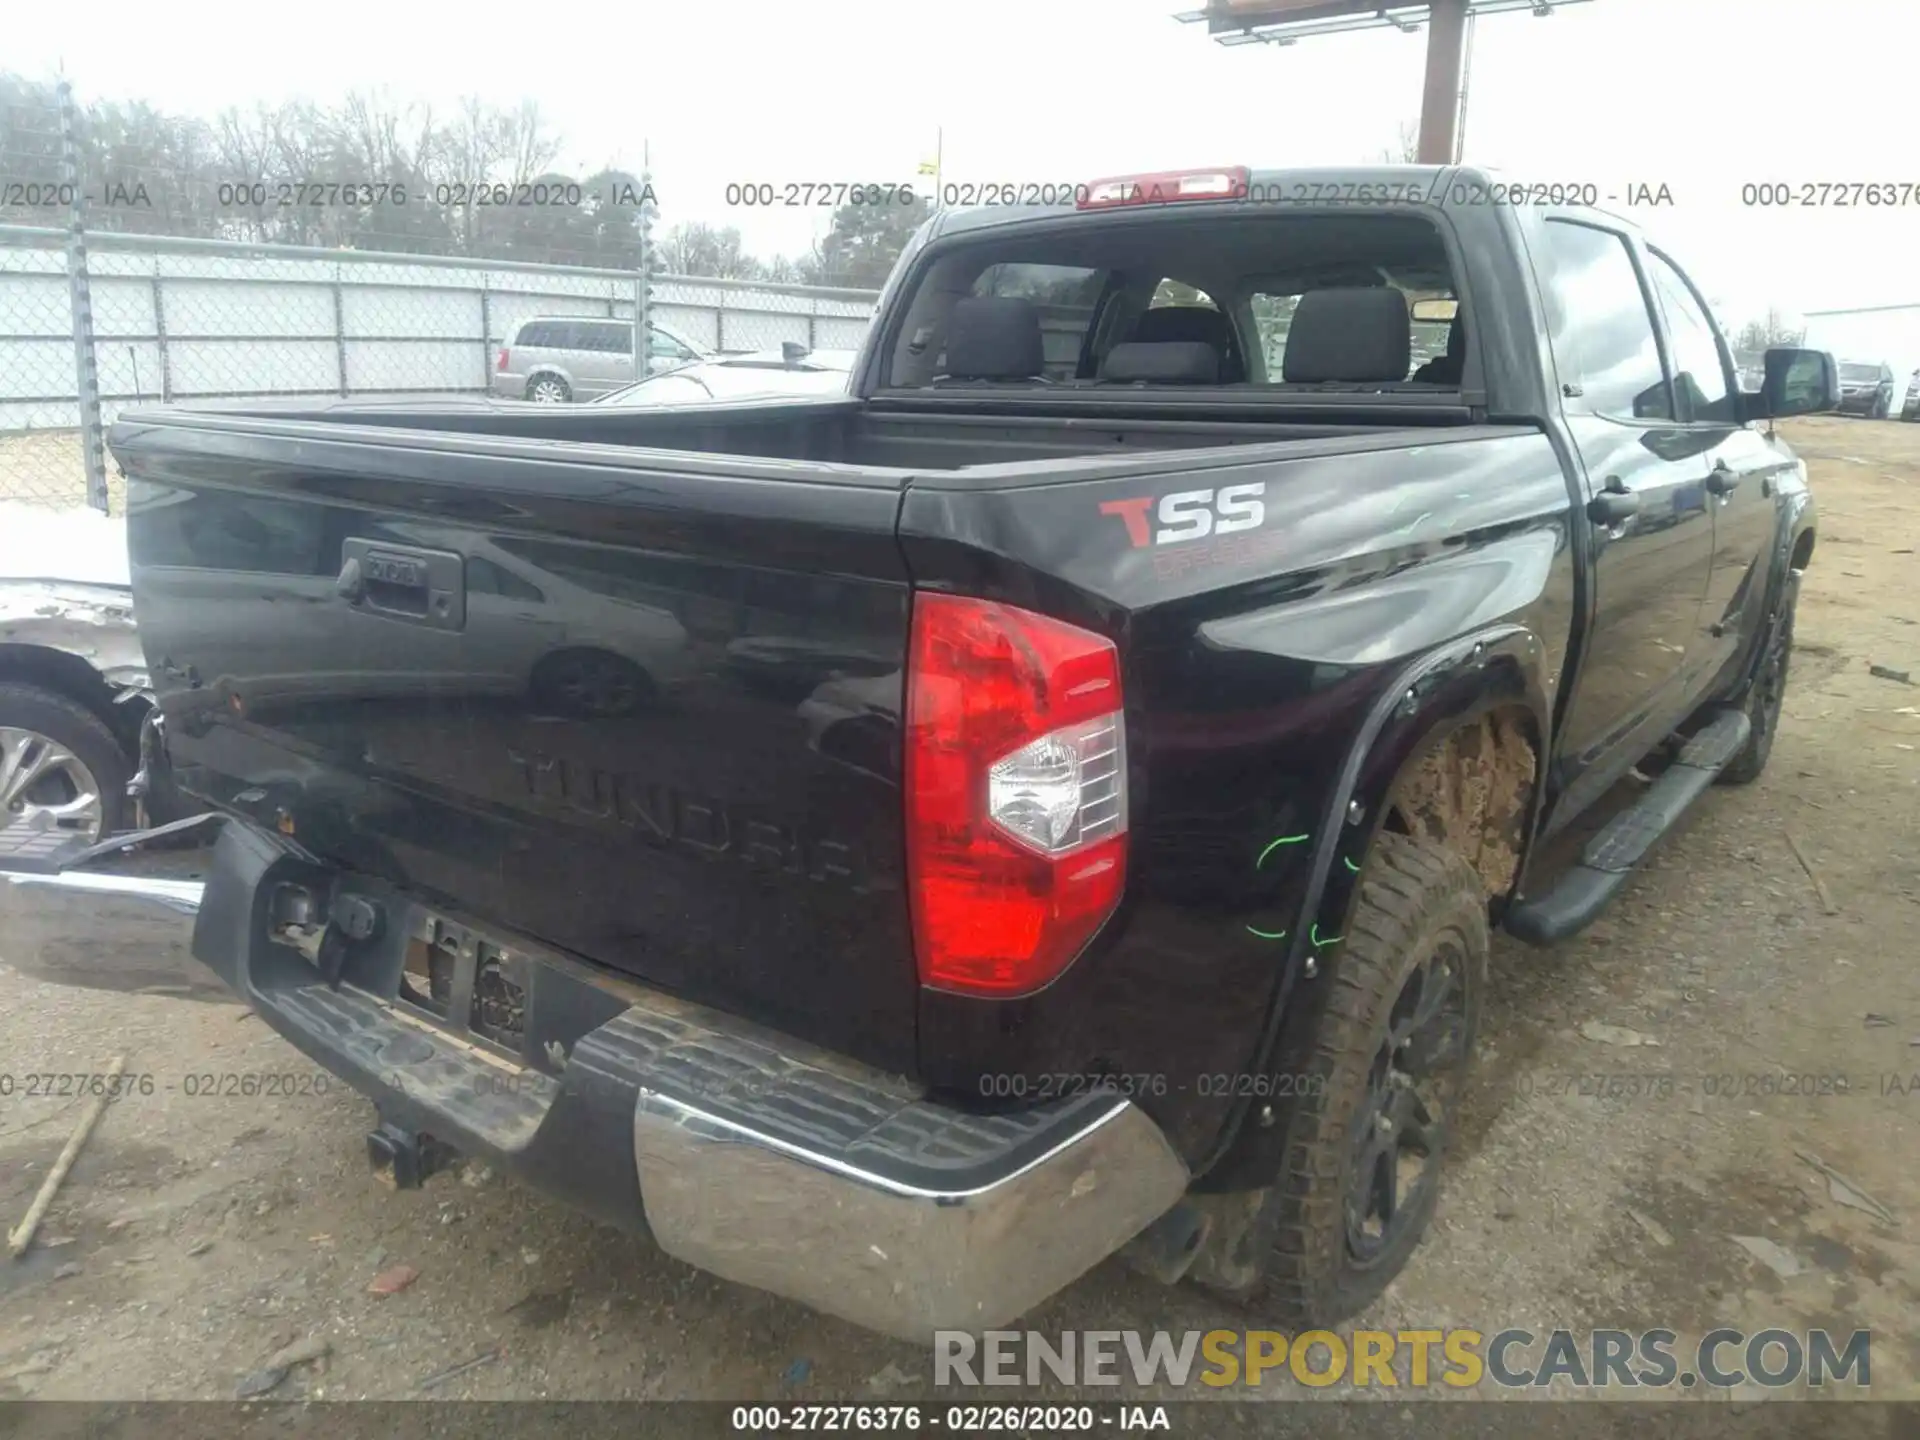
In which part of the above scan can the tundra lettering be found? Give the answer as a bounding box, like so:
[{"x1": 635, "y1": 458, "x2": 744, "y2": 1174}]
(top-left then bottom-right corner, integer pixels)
[{"x1": 506, "y1": 747, "x2": 867, "y2": 889}]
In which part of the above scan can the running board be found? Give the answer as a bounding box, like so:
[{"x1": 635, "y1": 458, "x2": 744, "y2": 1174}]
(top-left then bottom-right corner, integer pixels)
[{"x1": 1505, "y1": 709, "x2": 1750, "y2": 946}]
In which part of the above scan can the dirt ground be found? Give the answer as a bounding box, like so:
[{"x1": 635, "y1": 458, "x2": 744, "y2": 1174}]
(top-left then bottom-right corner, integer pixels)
[{"x1": 1, "y1": 416, "x2": 1917, "y2": 1423}]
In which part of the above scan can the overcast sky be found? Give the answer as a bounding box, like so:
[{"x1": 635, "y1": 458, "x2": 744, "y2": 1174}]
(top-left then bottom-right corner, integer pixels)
[{"x1": 10, "y1": 0, "x2": 1915, "y2": 336}]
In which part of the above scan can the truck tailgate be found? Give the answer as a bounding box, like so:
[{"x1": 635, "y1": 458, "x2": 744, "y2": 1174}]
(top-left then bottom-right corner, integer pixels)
[{"x1": 112, "y1": 414, "x2": 918, "y2": 1072}]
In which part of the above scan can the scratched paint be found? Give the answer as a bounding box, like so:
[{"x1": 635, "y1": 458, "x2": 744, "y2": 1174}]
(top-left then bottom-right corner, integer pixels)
[
  {"x1": 1256, "y1": 833, "x2": 1310, "y2": 868},
  {"x1": 1249, "y1": 832, "x2": 1311, "y2": 941}
]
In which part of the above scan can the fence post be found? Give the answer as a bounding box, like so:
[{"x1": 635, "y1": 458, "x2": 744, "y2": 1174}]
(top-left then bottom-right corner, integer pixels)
[
  {"x1": 58, "y1": 81, "x2": 109, "y2": 514},
  {"x1": 630, "y1": 153, "x2": 655, "y2": 379},
  {"x1": 480, "y1": 278, "x2": 492, "y2": 391},
  {"x1": 332, "y1": 267, "x2": 349, "y2": 397},
  {"x1": 151, "y1": 258, "x2": 172, "y2": 403}
]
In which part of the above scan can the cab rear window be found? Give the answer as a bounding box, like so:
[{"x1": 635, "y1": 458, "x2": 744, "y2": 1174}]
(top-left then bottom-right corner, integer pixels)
[{"x1": 881, "y1": 210, "x2": 1460, "y2": 392}]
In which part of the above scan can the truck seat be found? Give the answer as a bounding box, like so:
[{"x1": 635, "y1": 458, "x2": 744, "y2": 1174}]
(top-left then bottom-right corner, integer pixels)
[{"x1": 939, "y1": 297, "x2": 1046, "y2": 381}]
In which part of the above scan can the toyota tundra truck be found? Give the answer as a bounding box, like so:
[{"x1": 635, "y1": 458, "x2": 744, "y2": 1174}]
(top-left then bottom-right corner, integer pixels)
[{"x1": 0, "y1": 165, "x2": 1835, "y2": 1342}]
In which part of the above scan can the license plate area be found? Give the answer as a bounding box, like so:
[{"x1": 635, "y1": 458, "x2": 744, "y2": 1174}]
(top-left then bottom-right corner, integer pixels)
[{"x1": 398, "y1": 914, "x2": 530, "y2": 1063}]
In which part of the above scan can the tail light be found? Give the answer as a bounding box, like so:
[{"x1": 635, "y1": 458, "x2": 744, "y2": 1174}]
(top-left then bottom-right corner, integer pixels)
[
  {"x1": 1078, "y1": 166, "x2": 1250, "y2": 210},
  {"x1": 905, "y1": 593, "x2": 1128, "y2": 997},
  {"x1": 496, "y1": 347, "x2": 509, "y2": 371}
]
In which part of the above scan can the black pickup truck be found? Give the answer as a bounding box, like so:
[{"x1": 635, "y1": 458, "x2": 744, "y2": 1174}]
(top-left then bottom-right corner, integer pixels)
[{"x1": 1, "y1": 165, "x2": 1836, "y2": 1342}]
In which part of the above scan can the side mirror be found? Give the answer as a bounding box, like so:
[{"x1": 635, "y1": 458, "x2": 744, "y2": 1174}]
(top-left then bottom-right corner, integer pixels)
[{"x1": 1759, "y1": 348, "x2": 1840, "y2": 419}]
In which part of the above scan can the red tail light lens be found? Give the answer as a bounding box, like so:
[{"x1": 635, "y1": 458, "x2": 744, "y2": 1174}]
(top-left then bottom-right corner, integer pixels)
[
  {"x1": 496, "y1": 347, "x2": 509, "y2": 371},
  {"x1": 905, "y1": 592, "x2": 1128, "y2": 997}
]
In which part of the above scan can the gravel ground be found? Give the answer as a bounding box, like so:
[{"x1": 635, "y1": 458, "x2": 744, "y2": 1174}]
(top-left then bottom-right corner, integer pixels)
[{"x1": 1, "y1": 416, "x2": 1917, "y2": 1427}]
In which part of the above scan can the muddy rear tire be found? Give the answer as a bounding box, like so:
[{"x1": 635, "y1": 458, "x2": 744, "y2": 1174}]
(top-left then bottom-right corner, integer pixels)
[{"x1": 1207, "y1": 832, "x2": 1487, "y2": 1325}]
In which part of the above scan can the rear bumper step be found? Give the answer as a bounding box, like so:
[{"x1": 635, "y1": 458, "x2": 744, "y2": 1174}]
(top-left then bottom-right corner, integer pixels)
[
  {"x1": 1505, "y1": 708, "x2": 1750, "y2": 946},
  {"x1": 2, "y1": 818, "x2": 1189, "y2": 1341}
]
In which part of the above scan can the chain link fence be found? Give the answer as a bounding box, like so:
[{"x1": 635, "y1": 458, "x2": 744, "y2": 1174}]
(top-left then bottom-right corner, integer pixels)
[{"x1": 1, "y1": 84, "x2": 880, "y2": 517}]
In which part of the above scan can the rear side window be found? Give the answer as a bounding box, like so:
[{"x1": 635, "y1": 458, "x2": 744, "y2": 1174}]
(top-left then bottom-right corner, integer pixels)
[
  {"x1": 516, "y1": 321, "x2": 556, "y2": 348},
  {"x1": 586, "y1": 323, "x2": 634, "y2": 354},
  {"x1": 1538, "y1": 220, "x2": 1672, "y2": 422}
]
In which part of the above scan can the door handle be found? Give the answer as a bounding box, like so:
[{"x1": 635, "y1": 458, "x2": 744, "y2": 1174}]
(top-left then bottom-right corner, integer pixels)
[
  {"x1": 337, "y1": 539, "x2": 467, "y2": 631},
  {"x1": 1704, "y1": 462, "x2": 1740, "y2": 496},
  {"x1": 335, "y1": 555, "x2": 365, "y2": 602},
  {"x1": 1587, "y1": 477, "x2": 1639, "y2": 526}
]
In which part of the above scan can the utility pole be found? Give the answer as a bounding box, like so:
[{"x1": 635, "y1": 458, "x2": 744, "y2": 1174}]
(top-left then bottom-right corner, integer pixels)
[
  {"x1": 1181, "y1": 2, "x2": 1594, "y2": 171},
  {"x1": 1416, "y1": 0, "x2": 1469, "y2": 164}
]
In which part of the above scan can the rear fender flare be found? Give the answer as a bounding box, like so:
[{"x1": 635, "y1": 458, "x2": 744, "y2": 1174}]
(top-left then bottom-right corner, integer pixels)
[
  {"x1": 1195, "y1": 623, "x2": 1553, "y2": 1181},
  {"x1": 1731, "y1": 502, "x2": 1813, "y2": 703}
]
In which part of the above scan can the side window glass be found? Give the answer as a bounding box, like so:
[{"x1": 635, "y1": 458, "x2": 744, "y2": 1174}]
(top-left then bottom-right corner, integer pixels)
[
  {"x1": 1539, "y1": 221, "x2": 1672, "y2": 422},
  {"x1": 1647, "y1": 251, "x2": 1734, "y2": 423}
]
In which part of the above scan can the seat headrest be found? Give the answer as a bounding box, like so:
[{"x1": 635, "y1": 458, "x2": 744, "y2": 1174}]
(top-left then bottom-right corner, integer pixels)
[
  {"x1": 1282, "y1": 288, "x2": 1412, "y2": 384},
  {"x1": 943, "y1": 296, "x2": 1045, "y2": 380},
  {"x1": 1099, "y1": 341, "x2": 1221, "y2": 384},
  {"x1": 1134, "y1": 305, "x2": 1235, "y2": 349}
]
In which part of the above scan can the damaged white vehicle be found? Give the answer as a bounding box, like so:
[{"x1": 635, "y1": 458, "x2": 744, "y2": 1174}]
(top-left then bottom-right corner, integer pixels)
[{"x1": 0, "y1": 502, "x2": 164, "y2": 846}]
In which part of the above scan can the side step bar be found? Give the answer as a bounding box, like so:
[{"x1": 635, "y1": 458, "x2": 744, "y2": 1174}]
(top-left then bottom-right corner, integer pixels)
[{"x1": 1505, "y1": 709, "x2": 1750, "y2": 946}]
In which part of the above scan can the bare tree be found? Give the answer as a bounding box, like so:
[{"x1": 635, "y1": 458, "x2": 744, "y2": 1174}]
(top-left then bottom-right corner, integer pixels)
[
  {"x1": 3, "y1": 69, "x2": 854, "y2": 277},
  {"x1": 1736, "y1": 309, "x2": 1805, "y2": 352},
  {"x1": 1378, "y1": 120, "x2": 1420, "y2": 164}
]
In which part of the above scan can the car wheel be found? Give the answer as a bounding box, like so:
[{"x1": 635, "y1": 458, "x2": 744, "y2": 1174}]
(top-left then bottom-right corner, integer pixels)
[
  {"x1": 1873, "y1": 393, "x2": 1891, "y2": 420},
  {"x1": 526, "y1": 376, "x2": 572, "y2": 404},
  {"x1": 0, "y1": 682, "x2": 130, "y2": 845},
  {"x1": 1718, "y1": 585, "x2": 1795, "y2": 786},
  {"x1": 1203, "y1": 831, "x2": 1486, "y2": 1325}
]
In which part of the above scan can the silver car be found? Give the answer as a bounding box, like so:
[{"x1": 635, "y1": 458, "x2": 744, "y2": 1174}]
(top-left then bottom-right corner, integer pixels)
[{"x1": 493, "y1": 316, "x2": 708, "y2": 403}]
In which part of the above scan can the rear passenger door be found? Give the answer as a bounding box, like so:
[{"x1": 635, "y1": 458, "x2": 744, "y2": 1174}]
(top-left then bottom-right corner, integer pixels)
[{"x1": 1534, "y1": 218, "x2": 1718, "y2": 805}]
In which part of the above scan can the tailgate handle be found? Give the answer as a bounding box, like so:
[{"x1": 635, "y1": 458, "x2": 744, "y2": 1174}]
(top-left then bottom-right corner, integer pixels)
[{"x1": 338, "y1": 539, "x2": 467, "y2": 632}]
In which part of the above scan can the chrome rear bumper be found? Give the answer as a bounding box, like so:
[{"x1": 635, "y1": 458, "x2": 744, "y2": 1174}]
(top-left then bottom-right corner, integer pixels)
[
  {"x1": 634, "y1": 1086, "x2": 1188, "y2": 1341},
  {"x1": 2, "y1": 822, "x2": 1192, "y2": 1340},
  {"x1": 0, "y1": 862, "x2": 222, "y2": 999}
]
